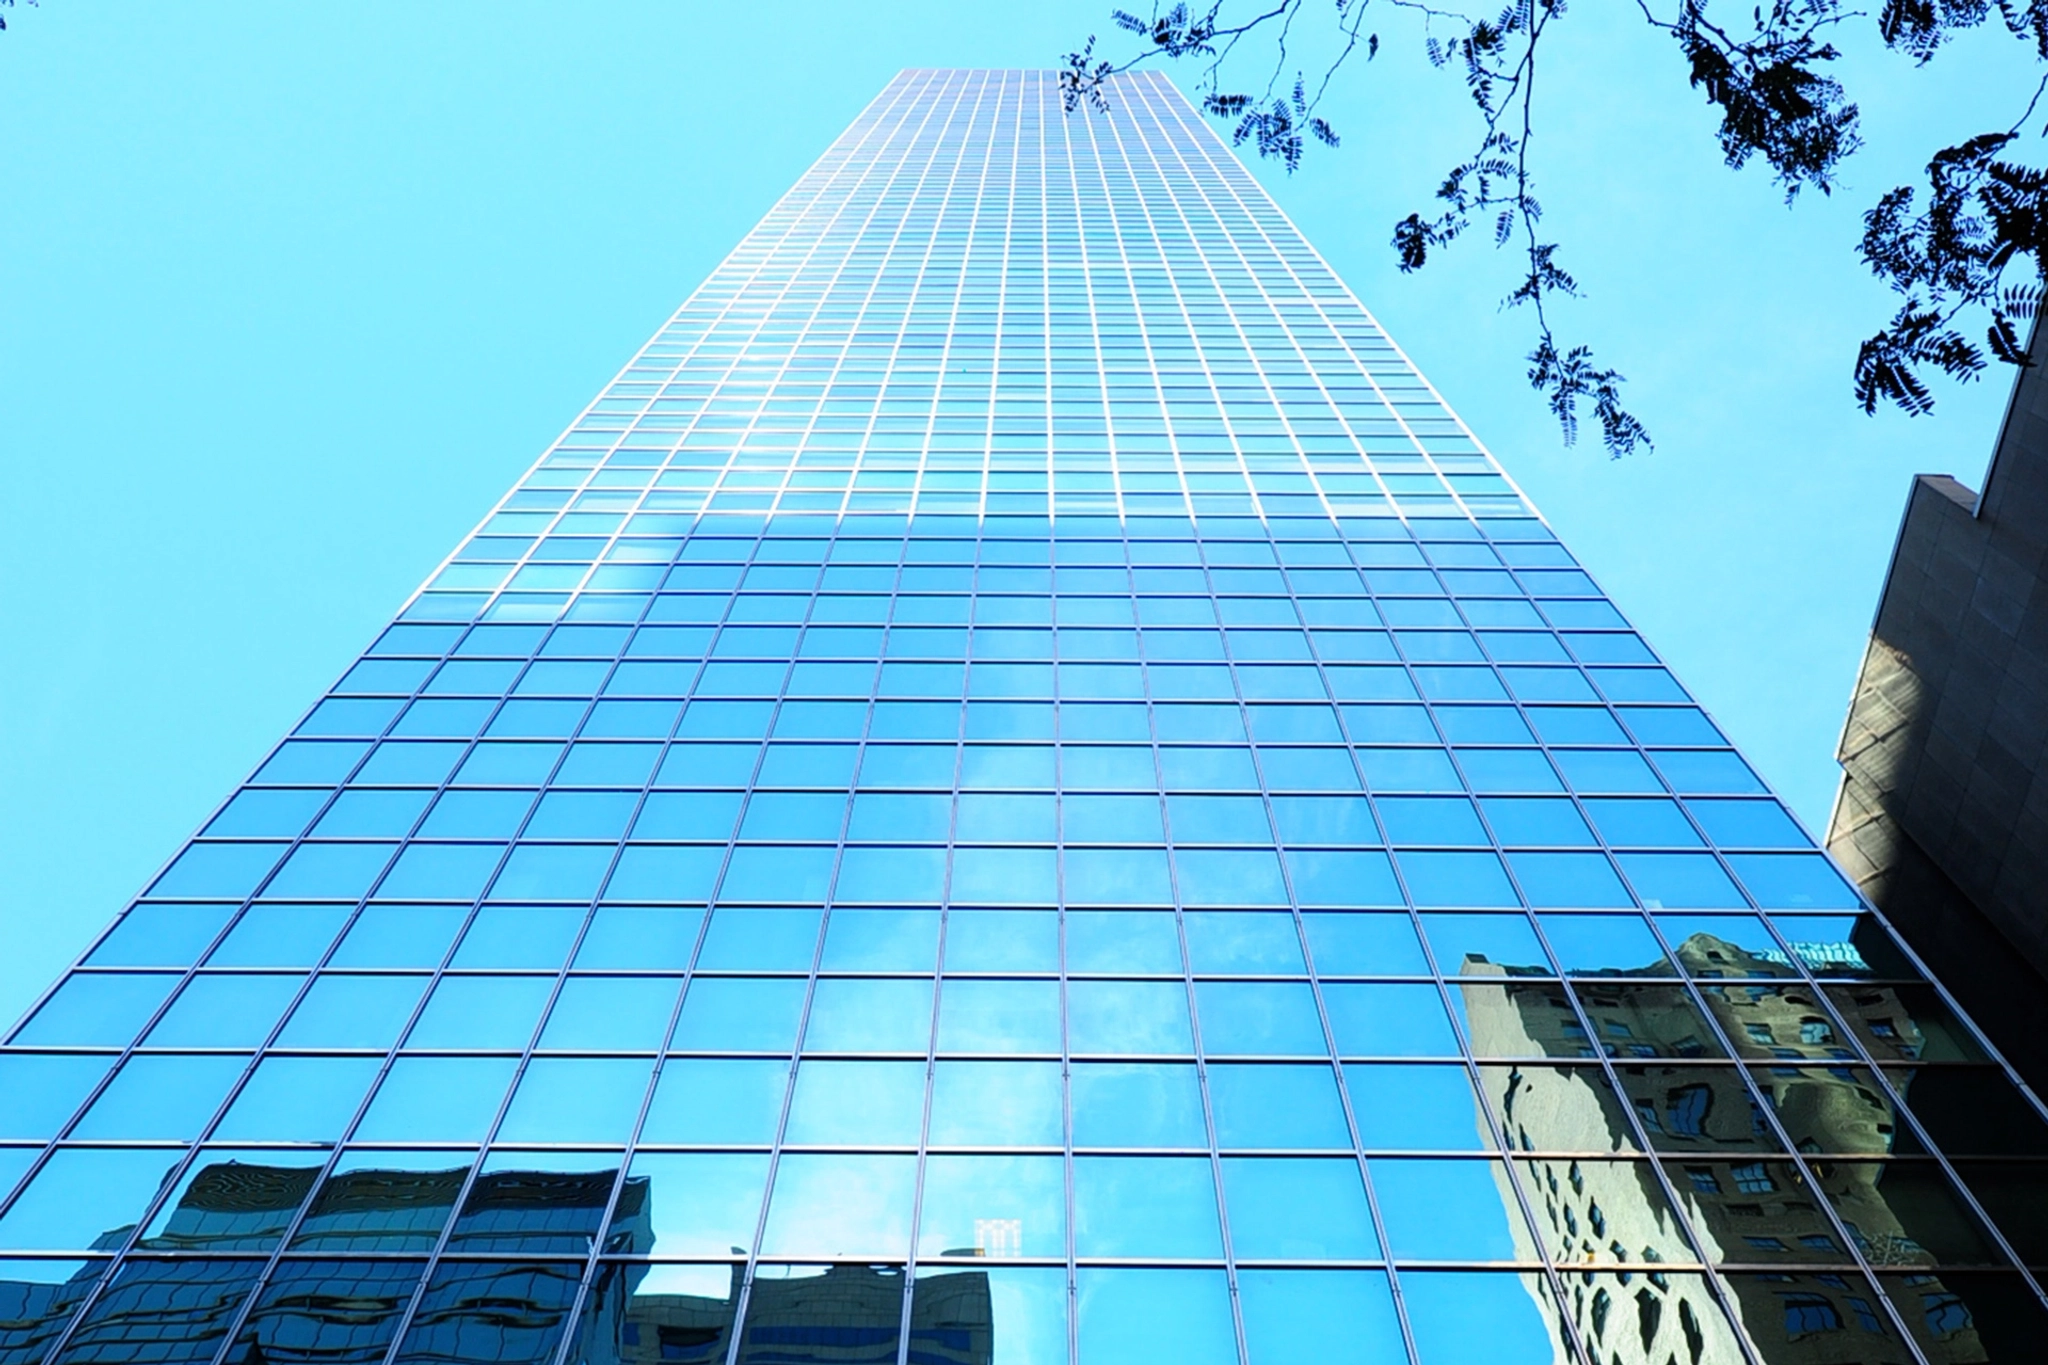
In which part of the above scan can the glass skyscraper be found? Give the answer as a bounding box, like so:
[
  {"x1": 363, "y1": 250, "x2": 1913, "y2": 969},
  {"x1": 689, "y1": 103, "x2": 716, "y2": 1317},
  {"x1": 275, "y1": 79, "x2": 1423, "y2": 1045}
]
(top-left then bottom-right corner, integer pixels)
[{"x1": 3, "y1": 66, "x2": 2043, "y2": 1365}]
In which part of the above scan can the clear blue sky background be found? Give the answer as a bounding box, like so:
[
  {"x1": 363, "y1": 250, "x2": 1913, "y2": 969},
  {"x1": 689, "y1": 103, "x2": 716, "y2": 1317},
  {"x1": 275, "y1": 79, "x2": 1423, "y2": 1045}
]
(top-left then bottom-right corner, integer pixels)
[{"x1": 1, "y1": 2, "x2": 2034, "y2": 1026}]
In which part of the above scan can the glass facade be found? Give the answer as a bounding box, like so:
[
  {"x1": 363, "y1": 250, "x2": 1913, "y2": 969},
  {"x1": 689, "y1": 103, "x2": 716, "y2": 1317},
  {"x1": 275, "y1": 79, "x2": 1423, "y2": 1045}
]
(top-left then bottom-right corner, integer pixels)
[{"x1": 3, "y1": 66, "x2": 2043, "y2": 1365}]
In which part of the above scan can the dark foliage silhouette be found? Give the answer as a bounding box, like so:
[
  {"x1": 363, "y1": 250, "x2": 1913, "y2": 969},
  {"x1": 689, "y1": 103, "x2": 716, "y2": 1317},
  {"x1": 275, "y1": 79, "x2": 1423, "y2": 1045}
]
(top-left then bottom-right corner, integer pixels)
[{"x1": 1064, "y1": 0, "x2": 2048, "y2": 455}]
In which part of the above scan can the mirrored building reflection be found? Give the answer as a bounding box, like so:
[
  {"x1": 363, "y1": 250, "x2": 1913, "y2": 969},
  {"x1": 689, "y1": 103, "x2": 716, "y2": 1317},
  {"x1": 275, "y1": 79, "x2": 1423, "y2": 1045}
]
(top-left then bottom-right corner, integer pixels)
[
  {"x1": 3, "y1": 64, "x2": 2046, "y2": 1365},
  {"x1": 1461, "y1": 926, "x2": 2045, "y2": 1361}
]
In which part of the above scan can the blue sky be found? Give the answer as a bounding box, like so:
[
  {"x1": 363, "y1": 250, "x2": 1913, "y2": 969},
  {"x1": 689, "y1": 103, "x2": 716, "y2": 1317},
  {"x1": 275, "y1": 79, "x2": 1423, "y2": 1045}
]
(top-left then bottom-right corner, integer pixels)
[{"x1": 0, "y1": 1, "x2": 2033, "y2": 1025}]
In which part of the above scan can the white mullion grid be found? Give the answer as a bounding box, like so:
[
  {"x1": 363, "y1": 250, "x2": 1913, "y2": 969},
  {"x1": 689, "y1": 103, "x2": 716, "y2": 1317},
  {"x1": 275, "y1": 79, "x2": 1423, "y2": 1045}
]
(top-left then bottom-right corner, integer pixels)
[
  {"x1": 465, "y1": 70, "x2": 923, "y2": 615},
  {"x1": 989, "y1": 78, "x2": 1025, "y2": 528},
  {"x1": 894, "y1": 70, "x2": 1002, "y2": 1365},
  {"x1": 1134, "y1": 72, "x2": 1895, "y2": 1130},
  {"x1": 1057, "y1": 78, "x2": 1123, "y2": 533},
  {"x1": 409, "y1": 74, "x2": 921, "y2": 626},
  {"x1": 956, "y1": 79, "x2": 1002, "y2": 524},
  {"x1": 1073, "y1": 89, "x2": 1191, "y2": 530},
  {"x1": 1085, "y1": 74, "x2": 1277, "y2": 1365},
  {"x1": 1101, "y1": 74, "x2": 1583, "y2": 1365},
  {"x1": 1133, "y1": 73, "x2": 1862, "y2": 1361},
  {"x1": 594, "y1": 94, "x2": 920, "y2": 578},
  {"x1": 1091, "y1": 91, "x2": 1268, "y2": 536},
  {"x1": 1113, "y1": 78, "x2": 1358, "y2": 529},
  {"x1": 1089, "y1": 83, "x2": 1262, "y2": 535},
  {"x1": 1124, "y1": 74, "x2": 1417, "y2": 517},
  {"x1": 1135, "y1": 75, "x2": 1542, "y2": 524},
  {"x1": 741, "y1": 68, "x2": 956, "y2": 523},
  {"x1": 1141, "y1": 78, "x2": 1851, "y2": 1002},
  {"x1": 739, "y1": 66, "x2": 946, "y2": 521},
  {"x1": 895, "y1": 72, "x2": 993, "y2": 524},
  {"x1": 828, "y1": 70, "x2": 972, "y2": 522},
  {"x1": 764, "y1": 67, "x2": 951, "y2": 523},
  {"x1": 1036, "y1": 89, "x2": 1068, "y2": 523},
  {"x1": 718, "y1": 69, "x2": 968, "y2": 1354}
]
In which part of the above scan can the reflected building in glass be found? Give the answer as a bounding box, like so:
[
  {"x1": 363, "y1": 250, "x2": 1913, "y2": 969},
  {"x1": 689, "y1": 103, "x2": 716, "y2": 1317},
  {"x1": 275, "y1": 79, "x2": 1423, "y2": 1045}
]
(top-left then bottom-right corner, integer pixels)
[{"x1": 2, "y1": 66, "x2": 2043, "y2": 1365}]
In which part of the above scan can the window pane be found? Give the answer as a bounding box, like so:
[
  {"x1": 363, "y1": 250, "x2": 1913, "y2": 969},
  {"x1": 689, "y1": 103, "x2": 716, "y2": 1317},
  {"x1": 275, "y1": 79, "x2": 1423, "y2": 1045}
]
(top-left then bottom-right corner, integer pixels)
[
  {"x1": 1076, "y1": 1269, "x2": 1235, "y2": 1365},
  {"x1": 0, "y1": 1147, "x2": 186, "y2": 1252},
  {"x1": 615, "y1": 1151, "x2": 768, "y2": 1257},
  {"x1": 916, "y1": 1154, "x2": 1064, "y2": 1258},
  {"x1": 1071, "y1": 1157, "x2": 1222, "y2": 1258},
  {"x1": 759, "y1": 1154, "x2": 916, "y2": 1258},
  {"x1": 1239, "y1": 1269, "x2": 1403, "y2": 1365}
]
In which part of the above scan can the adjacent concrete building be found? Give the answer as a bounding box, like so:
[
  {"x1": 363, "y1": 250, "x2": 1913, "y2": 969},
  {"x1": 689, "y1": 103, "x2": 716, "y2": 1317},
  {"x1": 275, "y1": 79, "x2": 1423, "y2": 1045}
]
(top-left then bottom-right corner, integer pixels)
[{"x1": 1828, "y1": 324, "x2": 2048, "y2": 1093}]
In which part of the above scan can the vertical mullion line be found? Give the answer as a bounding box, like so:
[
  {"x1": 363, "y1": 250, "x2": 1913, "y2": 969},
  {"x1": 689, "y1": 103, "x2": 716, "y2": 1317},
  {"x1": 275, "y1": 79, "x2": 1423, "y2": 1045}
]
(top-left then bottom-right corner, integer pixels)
[
  {"x1": 1052, "y1": 94, "x2": 1094, "y2": 1351},
  {"x1": 0, "y1": 593, "x2": 552, "y2": 1224},
  {"x1": 715, "y1": 67, "x2": 964, "y2": 1365},
  {"x1": 1424, "y1": 632, "x2": 1780, "y2": 1353},
  {"x1": 533, "y1": 67, "x2": 947, "y2": 1365},
  {"x1": 1146, "y1": 82, "x2": 1774, "y2": 1351},
  {"x1": 1418, "y1": 790, "x2": 1776, "y2": 1359},
  {"x1": 134, "y1": 0, "x2": 890, "y2": 964},
  {"x1": 1113, "y1": 73, "x2": 1595, "y2": 1364},
  {"x1": 1122, "y1": 149, "x2": 1797, "y2": 1340},
  {"x1": 1146, "y1": 71, "x2": 1985, "y2": 1350},
  {"x1": 547, "y1": 430, "x2": 860, "y2": 1357},
  {"x1": 1116, "y1": 73, "x2": 1429, "y2": 1356},
  {"x1": 1655, "y1": 891, "x2": 2045, "y2": 1309},
  {"x1": 416, "y1": 61, "x2": 905, "y2": 629},
  {"x1": 896, "y1": 67, "x2": 998, "y2": 1365},
  {"x1": 465, "y1": 62, "x2": 920, "y2": 1365},
  {"x1": 358, "y1": 501, "x2": 790, "y2": 1365},
  {"x1": 1093, "y1": 75, "x2": 1281, "y2": 1365},
  {"x1": 1085, "y1": 74, "x2": 1250, "y2": 1365},
  {"x1": 119, "y1": 589, "x2": 619, "y2": 1365},
  {"x1": 1058, "y1": 72, "x2": 1096, "y2": 1365},
  {"x1": 200, "y1": 573, "x2": 696, "y2": 1365},
  {"x1": 1787, "y1": 972, "x2": 2048, "y2": 1309},
  {"x1": 1148, "y1": 71, "x2": 1698, "y2": 1359}
]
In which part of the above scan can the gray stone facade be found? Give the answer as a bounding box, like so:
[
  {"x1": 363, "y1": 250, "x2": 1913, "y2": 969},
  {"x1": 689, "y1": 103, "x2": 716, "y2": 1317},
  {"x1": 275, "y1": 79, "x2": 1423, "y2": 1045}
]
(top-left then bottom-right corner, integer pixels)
[{"x1": 1828, "y1": 325, "x2": 2048, "y2": 1091}]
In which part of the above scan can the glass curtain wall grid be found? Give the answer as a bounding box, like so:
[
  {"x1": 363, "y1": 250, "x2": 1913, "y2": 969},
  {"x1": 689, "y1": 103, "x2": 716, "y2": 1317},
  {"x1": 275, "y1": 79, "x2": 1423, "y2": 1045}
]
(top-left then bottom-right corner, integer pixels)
[{"x1": 4, "y1": 66, "x2": 2045, "y2": 1365}]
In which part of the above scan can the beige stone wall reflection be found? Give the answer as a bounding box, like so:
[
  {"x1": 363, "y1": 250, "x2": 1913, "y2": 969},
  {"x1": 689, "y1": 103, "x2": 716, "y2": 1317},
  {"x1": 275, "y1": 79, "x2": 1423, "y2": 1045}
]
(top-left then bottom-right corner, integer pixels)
[{"x1": 1456, "y1": 932, "x2": 1987, "y2": 1363}]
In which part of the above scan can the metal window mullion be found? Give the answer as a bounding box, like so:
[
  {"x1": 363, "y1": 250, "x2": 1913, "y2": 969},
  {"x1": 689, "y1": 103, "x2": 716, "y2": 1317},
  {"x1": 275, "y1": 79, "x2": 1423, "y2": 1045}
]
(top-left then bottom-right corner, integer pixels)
[
  {"x1": 1104, "y1": 90, "x2": 1572, "y2": 1349},
  {"x1": 526, "y1": 527, "x2": 844, "y2": 1365},
  {"x1": 1114, "y1": 77, "x2": 1362, "y2": 526},
  {"x1": 1346, "y1": 784, "x2": 1595, "y2": 1364},
  {"x1": 895, "y1": 79, "x2": 1002, "y2": 1354},
  {"x1": 199, "y1": 613, "x2": 691, "y2": 1365},
  {"x1": 1195, "y1": 568, "x2": 1425, "y2": 1364},
  {"x1": 720, "y1": 342, "x2": 942, "y2": 1365},
  {"x1": 541, "y1": 407, "x2": 923, "y2": 1365}
]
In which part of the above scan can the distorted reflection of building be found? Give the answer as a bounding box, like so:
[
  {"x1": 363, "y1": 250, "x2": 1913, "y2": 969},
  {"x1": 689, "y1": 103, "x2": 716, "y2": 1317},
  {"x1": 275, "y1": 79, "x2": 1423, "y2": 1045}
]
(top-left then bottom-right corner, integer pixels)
[
  {"x1": 0, "y1": 1161, "x2": 994, "y2": 1365},
  {"x1": 1459, "y1": 930, "x2": 2003, "y2": 1363},
  {"x1": 0, "y1": 1160, "x2": 642, "y2": 1365},
  {"x1": 0, "y1": 1262, "x2": 109, "y2": 1365},
  {"x1": 578, "y1": 1262, "x2": 993, "y2": 1365}
]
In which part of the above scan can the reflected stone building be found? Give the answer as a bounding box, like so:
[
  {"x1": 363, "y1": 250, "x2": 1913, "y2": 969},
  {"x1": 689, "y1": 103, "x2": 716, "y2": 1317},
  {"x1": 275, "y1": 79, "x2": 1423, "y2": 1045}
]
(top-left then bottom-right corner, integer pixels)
[
  {"x1": 3, "y1": 66, "x2": 2046, "y2": 1365},
  {"x1": 1460, "y1": 931, "x2": 2017, "y2": 1361}
]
